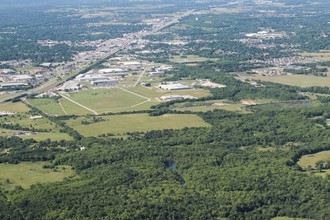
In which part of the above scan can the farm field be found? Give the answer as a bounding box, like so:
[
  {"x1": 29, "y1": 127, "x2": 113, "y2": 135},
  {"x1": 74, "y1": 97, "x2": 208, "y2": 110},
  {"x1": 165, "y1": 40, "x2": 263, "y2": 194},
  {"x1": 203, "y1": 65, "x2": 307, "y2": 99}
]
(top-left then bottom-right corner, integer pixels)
[
  {"x1": 0, "y1": 162, "x2": 75, "y2": 191},
  {"x1": 297, "y1": 150, "x2": 330, "y2": 169},
  {"x1": 246, "y1": 74, "x2": 330, "y2": 87},
  {"x1": 66, "y1": 113, "x2": 211, "y2": 137}
]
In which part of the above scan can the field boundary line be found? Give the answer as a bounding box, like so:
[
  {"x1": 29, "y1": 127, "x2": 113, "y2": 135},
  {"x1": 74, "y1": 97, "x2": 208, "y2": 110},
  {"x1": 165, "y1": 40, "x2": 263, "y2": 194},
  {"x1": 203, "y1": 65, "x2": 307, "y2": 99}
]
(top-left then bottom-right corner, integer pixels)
[
  {"x1": 59, "y1": 92, "x2": 98, "y2": 115},
  {"x1": 119, "y1": 87, "x2": 151, "y2": 101},
  {"x1": 58, "y1": 100, "x2": 68, "y2": 115}
]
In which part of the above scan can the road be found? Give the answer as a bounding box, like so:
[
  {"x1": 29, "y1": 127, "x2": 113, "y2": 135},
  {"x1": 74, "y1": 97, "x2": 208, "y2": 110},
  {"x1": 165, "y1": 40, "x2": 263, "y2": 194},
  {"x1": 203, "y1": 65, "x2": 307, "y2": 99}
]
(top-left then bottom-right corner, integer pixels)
[
  {"x1": 0, "y1": 9, "x2": 196, "y2": 104},
  {"x1": 134, "y1": 65, "x2": 149, "y2": 87}
]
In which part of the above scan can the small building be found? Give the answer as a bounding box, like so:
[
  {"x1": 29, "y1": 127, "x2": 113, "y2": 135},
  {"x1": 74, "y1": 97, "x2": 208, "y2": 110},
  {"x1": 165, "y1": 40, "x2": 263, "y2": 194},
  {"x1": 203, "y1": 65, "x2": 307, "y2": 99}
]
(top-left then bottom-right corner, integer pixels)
[
  {"x1": 30, "y1": 115, "x2": 43, "y2": 120},
  {"x1": 98, "y1": 68, "x2": 126, "y2": 74},
  {"x1": 147, "y1": 71, "x2": 165, "y2": 77}
]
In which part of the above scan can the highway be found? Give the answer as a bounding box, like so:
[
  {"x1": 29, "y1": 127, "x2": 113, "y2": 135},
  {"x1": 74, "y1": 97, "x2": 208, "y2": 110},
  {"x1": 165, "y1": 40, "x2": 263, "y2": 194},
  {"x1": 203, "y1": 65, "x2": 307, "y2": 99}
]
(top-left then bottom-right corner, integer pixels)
[{"x1": 0, "y1": 10, "x2": 196, "y2": 104}]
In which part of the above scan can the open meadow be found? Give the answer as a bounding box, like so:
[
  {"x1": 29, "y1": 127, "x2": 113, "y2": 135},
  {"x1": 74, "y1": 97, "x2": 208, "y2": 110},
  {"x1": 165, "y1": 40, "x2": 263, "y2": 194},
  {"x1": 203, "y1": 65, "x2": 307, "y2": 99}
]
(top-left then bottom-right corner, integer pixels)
[
  {"x1": 297, "y1": 150, "x2": 330, "y2": 169},
  {"x1": 66, "y1": 113, "x2": 211, "y2": 137},
  {"x1": 246, "y1": 74, "x2": 330, "y2": 87},
  {"x1": 28, "y1": 98, "x2": 65, "y2": 115},
  {"x1": 169, "y1": 55, "x2": 219, "y2": 63},
  {"x1": 0, "y1": 102, "x2": 30, "y2": 113},
  {"x1": 0, "y1": 104, "x2": 72, "y2": 141},
  {"x1": 0, "y1": 162, "x2": 75, "y2": 191}
]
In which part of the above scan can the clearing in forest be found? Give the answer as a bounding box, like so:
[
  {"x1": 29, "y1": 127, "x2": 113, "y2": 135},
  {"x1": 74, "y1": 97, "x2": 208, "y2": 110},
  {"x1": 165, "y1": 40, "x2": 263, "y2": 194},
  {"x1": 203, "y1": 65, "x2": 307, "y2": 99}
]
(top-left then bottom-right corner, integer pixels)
[
  {"x1": 0, "y1": 162, "x2": 75, "y2": 191},
  {"x1": 66, "y1": 113, "x2": 211, "y2": 137}
]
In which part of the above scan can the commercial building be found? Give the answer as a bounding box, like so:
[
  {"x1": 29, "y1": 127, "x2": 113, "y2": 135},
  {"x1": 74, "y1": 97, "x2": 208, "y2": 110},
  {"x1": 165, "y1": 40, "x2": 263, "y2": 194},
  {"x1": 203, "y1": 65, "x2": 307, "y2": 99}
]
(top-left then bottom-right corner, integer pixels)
[
  {"x1": 159, "y1": 83, "x2": 191, "y2": 90},
  {"x1": 92, "y1": 79, "x2": 118, "y2": 87}
]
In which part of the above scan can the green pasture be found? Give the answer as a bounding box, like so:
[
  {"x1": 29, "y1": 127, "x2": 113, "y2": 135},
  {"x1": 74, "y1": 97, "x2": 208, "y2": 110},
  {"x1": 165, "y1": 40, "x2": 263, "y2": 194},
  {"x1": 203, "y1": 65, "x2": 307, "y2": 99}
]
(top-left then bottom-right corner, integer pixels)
[
  {"x1": 28, "y1": 98, "x2": 65, "y2": 115},
  {"x1": 64, "y1": 88, "x2": 147, "y2": 113},
  {"x1": 66, "y1": 113, "x2": 211, "y2": 137},
  {"x1": 0, "y1": 162, "x2": 75, "y2": 191},
  {"x1": 247, "y1": 74, "x2": 330, "y2": 87}
]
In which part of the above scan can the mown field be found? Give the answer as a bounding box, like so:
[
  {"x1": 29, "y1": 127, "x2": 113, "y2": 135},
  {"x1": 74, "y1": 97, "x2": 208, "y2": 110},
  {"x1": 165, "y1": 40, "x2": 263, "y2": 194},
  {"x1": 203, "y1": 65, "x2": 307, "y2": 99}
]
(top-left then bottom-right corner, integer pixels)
[
  {"x1": 0, "y1": 162, "x2": 75, "y2": 191},
  {"x1": 247, "y1": 75, "x2": 330, "y2": 87},
  {"x1": 63, "y1": 88, "x2": 148, "y2": 114},
  {"x1": 66, "y1": 113, "x2": 211, "y2": 137}
]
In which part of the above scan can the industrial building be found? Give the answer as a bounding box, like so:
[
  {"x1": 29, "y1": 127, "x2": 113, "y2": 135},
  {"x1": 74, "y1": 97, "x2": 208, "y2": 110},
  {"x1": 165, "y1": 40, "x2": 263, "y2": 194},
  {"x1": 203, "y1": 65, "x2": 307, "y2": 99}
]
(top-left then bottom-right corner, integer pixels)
[
  {"x1": 159, "y1": 83, "x2": 191, "y2": 90},
  {"x1": 0, "y1": 83, "x2": 28, "y2": 90},
  {"x1": 92, "y1": 79, "x2": 118, "y2": 87}
]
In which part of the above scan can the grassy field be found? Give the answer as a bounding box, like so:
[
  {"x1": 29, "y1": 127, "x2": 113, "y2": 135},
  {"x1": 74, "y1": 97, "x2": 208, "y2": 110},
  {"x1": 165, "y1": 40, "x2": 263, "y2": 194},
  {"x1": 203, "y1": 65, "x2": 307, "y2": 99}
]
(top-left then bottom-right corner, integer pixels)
[
  {"x1": 0, "y1": 112, "x2": 54, "y2": 130},
  {"x1": 128, "y1": 86, "x2": 211, "y2": 99},
  {"x1": 247, "y1": 75, "x2": 330, "y2": 87},
  {"x1": 272, "y1": 217, "x2": 312, "y2": 220},
  {"x1": 64, "y1": 88, "x2": 147, "y2": 114},
  {"x1": 28, "y1": 98, "x2": 65, "y2": 115},
  {"x1": 0, "y1": 109, "x2": 72, "y2": 141},
  {"x1": 300, "y1": 50, "x2": 330, "y2": 61},
  {"x1": 169, "y1": 55, "x2": 218, "y2": 63},
  {"x1": 172, "y1": 99, "x2": 272, "y2": 113},
  {"x1": 59, "y1": 97, "x2": 92, "y2": 115},
  {"x1": 173, "y1": 104, "x2": 248, "y2": 113},
  {"x1": 0, "y1": 162, "x2": 75, "y2": 191},
  {"x1": 297, "y1": 150, "x2": 330, "y2": 169},
  {"x1": 66, "y1": 113, "x2": 211, "y2": 137},
  {"x1": 0, "y1": 102, "x2": 30, "y2": 113}
]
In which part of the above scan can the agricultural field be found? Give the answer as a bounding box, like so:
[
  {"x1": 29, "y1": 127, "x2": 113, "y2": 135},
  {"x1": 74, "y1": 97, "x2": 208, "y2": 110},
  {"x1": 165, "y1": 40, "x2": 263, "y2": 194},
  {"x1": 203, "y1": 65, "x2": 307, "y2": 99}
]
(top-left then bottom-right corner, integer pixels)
[
  {"x1": 66, "y1": 113, "x2": 211, "y2": 137},
  {"x1": 297, "y1": 150, "x2": 330, "y2": 169},
  {"x1": 245, "y1": 74, "x2": 330, "y2": 87},
  {"x1": 0, "y1": 162, "x2": 75, "y2": 191}
]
